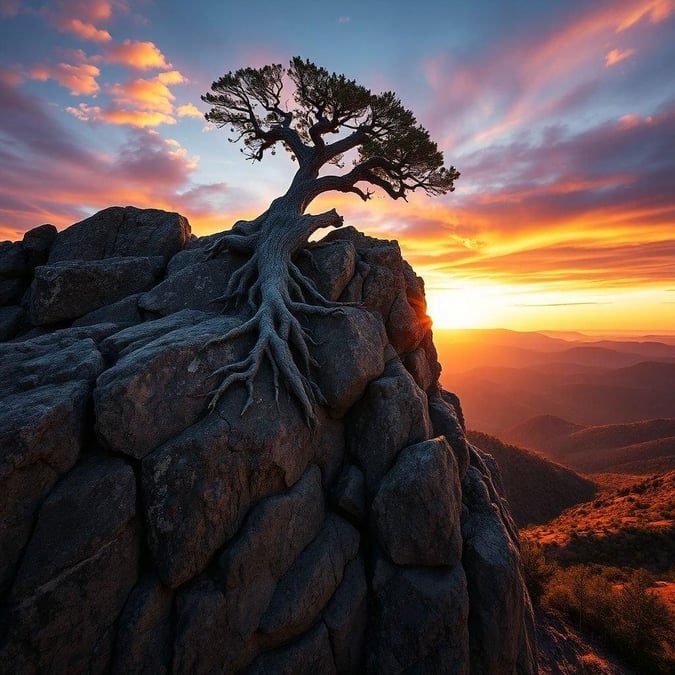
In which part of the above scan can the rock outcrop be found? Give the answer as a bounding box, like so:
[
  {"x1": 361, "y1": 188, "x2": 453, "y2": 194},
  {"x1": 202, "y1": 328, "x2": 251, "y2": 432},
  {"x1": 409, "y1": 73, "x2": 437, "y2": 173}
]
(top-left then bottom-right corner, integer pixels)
[{"x1": 0, "y1": 206, "x2": 537, "y2": 674}]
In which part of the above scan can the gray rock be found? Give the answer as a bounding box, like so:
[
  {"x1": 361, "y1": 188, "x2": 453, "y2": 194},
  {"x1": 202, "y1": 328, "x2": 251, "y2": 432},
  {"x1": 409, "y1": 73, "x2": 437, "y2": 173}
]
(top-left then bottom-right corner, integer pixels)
[
  {"x1": 332, "y1": 464, "x2": 366, "y2": 522},
  {"x1": 29, "y1": 257, "x2": 164, "y2": 325},
  {"x1": 428, "y1": 392, "x2": 470, "y2": 478},
  {"x1": 323, "y1": 556, "x2": 367, "y2": 674},
  {"x1": 48, "y1": 206, "x2": 191, "y2": 262},
  {"x1": 0, "y1": 522, "x2": 139, "y2": 674},
  {"x1": 94, "y1": 314, "x2": 241, "y2": 458},
  {"x1": 461, "y1": 466, "x2": 536, "y2": 675},
  {"x1": 72, "y1": 292, "x2": 144, "y2": 327},
  {"x1": 298, "y1": 239, "x2": 357, "y2": 301},
  {"x1": 368, "y1": 563, "x2": 470, "y2": 675},
  {"x1": 307, "y1": 307, "x2": 387, "y2": 418},
  {"x1": 138, "y1": 252, "x2": 245, "y2": 316},
  {"x1": 142, "y1": 414, "x2": 250, "y2": 588},
  {"x1": 112, "y1": 574, "x2": 174, "y2": 675},
  {"x1": 0, "y1": 277, "x2": 27, "y2": 305},
  {"x1": 259, "y1": 513, "x2": 360, "y2": 646},
  {"x1": 347, "y1": 357, "x2": 431, "y2": 492},
  {"x1": 11, "y1": 456, "x2": 136, "y2": 599},
  {"x1": 22, "y1": 224, "x2": 57, "y2": 269},
  {"x1": 371, "y1": 437, "x2": 462, "y2": 567},
  {"x1": 215, "y1": 465, "x2": 324, "y2": 668},
  {"x1": 402, "y1": 346, "x2": 434, "y2": 391},
  {"x1": 248, "y1": 621, "x2": 337, "y2": 675},
  {"x1": 98, "y1": 308, "x2": 215, "y2": 361},
  {"x1": 339, "y1": 259, "x2": 369, "y2": 303},
  {"x1": 0, "y1": 381, "x2": 89, "y2": 596},
  {"x1": 0, "y1": 334, "x2": 104, "y2": 398}
]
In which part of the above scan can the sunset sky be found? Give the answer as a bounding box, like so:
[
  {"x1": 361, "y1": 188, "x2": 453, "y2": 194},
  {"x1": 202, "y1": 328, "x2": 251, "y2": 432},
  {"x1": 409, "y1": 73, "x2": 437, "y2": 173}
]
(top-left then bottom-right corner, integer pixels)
[{"x1": 1, "y1": 0, "x2": 674, "y2": 331}]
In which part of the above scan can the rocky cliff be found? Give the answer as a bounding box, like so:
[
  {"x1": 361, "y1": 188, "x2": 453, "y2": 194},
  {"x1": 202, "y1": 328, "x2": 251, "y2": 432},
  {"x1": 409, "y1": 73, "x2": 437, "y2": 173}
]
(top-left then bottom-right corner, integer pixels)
[{"x1": 0, "y1": 207, "x2": 537, "y2": 674}]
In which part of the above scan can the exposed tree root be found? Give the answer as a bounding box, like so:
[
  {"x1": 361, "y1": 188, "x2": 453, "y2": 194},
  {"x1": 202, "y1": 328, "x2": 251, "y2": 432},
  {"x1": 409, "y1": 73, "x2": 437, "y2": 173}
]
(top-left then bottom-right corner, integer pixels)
[{"x1": 204, "y1": 208, "x2": 344, "y2": 424}]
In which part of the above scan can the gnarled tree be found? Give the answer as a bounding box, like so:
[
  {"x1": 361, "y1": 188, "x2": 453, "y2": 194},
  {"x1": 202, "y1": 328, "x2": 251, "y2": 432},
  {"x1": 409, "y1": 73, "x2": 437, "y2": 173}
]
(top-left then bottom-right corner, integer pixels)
[{"x1": 202, "y1": 57, "x2": 459, "y2": 423}]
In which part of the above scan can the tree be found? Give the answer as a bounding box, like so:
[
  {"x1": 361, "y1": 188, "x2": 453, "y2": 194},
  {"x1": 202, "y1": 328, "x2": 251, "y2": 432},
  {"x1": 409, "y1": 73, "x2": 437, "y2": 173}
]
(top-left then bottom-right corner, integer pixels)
[{"x1": 201, "y1": 57, "x2": 459, "y2": 423}]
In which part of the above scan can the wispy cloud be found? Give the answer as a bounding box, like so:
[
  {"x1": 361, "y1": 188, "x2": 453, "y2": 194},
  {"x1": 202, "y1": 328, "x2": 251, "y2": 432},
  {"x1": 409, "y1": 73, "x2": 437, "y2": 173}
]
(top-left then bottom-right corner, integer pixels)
[
  {"x1": 605, "y1": 47, "x2": 635, "y2": 66},
  {"x1": 104, "y1": 40, "x2": 171, "y2": 70}
]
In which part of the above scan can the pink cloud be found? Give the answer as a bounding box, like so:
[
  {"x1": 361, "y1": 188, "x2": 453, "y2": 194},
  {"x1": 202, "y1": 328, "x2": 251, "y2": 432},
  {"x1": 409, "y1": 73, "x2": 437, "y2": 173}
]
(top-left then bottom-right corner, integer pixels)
[
  {"x1": 59, "y1": 17, "x2": 111, "y2": 42},
  {"x1": 605, "y1": 47, "x2": 635, "y2": 66}
]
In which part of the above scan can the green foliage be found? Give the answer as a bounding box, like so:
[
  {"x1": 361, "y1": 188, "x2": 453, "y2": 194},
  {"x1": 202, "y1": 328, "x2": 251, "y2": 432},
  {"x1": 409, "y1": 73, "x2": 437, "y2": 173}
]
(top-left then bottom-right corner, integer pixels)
[
  {"x1": 202, "y1": 57, "x2": 459, "y2": 205},
  {"x1": 542, "y1": 563, "x2": 675, "y2": 673},
  {"x1": 520, "y1": 539, "x2": 554, "y2": 602}
]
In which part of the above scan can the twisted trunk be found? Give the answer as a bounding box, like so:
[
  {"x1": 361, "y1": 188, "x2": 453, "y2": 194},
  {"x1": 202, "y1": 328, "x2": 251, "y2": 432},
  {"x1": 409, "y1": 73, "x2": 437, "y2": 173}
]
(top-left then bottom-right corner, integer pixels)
[{"x1": 205, "y1": 191, "x2": 344, "y2": 424}]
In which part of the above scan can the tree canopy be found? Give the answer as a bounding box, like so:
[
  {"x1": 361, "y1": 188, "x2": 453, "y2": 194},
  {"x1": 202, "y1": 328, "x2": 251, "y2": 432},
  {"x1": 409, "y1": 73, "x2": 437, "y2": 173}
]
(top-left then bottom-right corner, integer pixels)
[{"x1": 202, "y1": 57, "x2": 459, "y2": 210}]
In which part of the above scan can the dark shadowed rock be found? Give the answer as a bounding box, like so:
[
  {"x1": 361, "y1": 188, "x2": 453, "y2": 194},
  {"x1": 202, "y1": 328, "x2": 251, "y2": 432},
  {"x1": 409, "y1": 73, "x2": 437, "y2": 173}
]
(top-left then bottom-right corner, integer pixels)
[
  {"x1": 332, "y1": 464, "x2": 366, "y2": 522},
  {"x1": 22, "y1": 224, "x2": 57, "y2": 269},
  {"x1": 72, "y1": 292, "x2": 144, "y2": 327},
  {"x1": 138, "y1": 252, "x2": 245, "y2": 316},
  {"x1": 0, "y1": 520, "x2": 139, "y2": 674},
  {"x1": 0, "y1": 381, "x2": 90, "y2": 597},
  {"x1": 248, "y1": 621, "x2": 336, "y2": 675},
  {"x1": 461, "y1": 466, "x2": 536, "y2": 675},
  {"x1": 323, "y1": 556, "x2": 367, "y2": 674},
  {"x1": 259, "y1": 513, "x2": 360, "y2": 646},
  {"x1": 429, "y1": 392, "x2": 470, "y2": 478},
  {"x1": 173, "y1": 576, "x2": 228, "y2": 675},
  {"x1": 371, "y1": 437, "x2": 462, "y2": 567},
  {"x1": 307, "y1": 307, "x2": 387, "y2": 418},
  {"x1": 11, "y1": 456, "x2": 136, "y2": 599},
  {"x1": 112, "y1": 574, "x2": 174, "y2": 675},
  {"x1": 0, "y1": 241, "x2": 26, "y2": 278},
  {"x1": 347, "y1": 357, "x2": 431, "y2": 492},
  {"x1": 48, "y1": 206, "x2": 190, "y2": 262},
  {"x1": 0, "y1": 306, "x2": 25, "y2": 340},
  {"x1": 402, "y1": 346, "x2": 435, "y2": 392},
  {"x1": 368, "y1": 563, "x2": 470, "y2": 675},
  {"x1": 29, "y1": 256, "x2": 164, "y2": 325}
]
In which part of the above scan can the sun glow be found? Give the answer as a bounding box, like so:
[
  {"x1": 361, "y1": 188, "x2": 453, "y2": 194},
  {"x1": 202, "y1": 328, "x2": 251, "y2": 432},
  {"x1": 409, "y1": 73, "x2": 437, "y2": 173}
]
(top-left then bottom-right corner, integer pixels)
[{"x1": 426, "y1": 283, "x2": 510, "y2": 329}]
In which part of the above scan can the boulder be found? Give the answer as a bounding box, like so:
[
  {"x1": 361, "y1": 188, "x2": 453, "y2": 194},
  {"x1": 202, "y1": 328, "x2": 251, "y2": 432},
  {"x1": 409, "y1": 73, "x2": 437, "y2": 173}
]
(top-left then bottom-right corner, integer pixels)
[
  {"x1": 307, "y1": 307, "x2": 387, "y2": 417},
  {"x1": 0, "y1": 333, "x2": 103, "y2": 398},
  {"x1": 0, "y1": 381, "x2": 90, "y2": 597},
  {"x1": 0, "y1": 277, "x2": 27, "y2": 305},
  {"x1": 332, "y1": 464, "x2": 366, "y2": 522},
  {"x1": 112, "y1": 574, "x2": 174, "y2": 675},
  {"x1": 347, "y1": 357, "x2": 431, "y2": 492},
  {"x1": 371, "y1": 437, "x2": 462, "y2": 567},
  {"x1": 461, "y1": 466, "x2": 536, "y2": 675},
  {"x1": 0, "y1": 241, "x2": 26, "y2": 278},
  {"x1": 0, "y1": 306, "x2": 25, "y2": 340},
  {"x1": 94, "y1": 314, "x2": 243, "y2": 458},
  {"x1": 368, "y1": 563, "x2": 470, "y2": 675},
  {"x1": 142, "y1": 414, "x2": 251, "y2": 588},
  {"x1": 48, "y1": 206, "x2": 190, "y2": 262},
  {"x1": 11, "y1": 456, "x2": 136, "y2": 599},
  {"x1": 71, "y1": 292, "x2": 144, "y2": 327},
  {"x1": 297, "y1": 239, "x2": 357, "y2": 301},
  {"x1": 247, "y1": 622, "x2": 336, "y2": 675},
  {"x1": 22, "y1": 223, "x2": 57, "y2": 269},
  {"x1": 138, "y1": 252, "x2": 245, "y2": 316},
  {"x1": 429, "y1": 392, "x2": 470, "y2": 478},
  {"x1": 323, "y1": 556, "x2": 368, "y2": 674},
  {"x1": 29, "y1": 257, "x2": 164, "y2": 325},
  {"x1": 259, "y1": 513, "x2": 360, "y2": 645}
]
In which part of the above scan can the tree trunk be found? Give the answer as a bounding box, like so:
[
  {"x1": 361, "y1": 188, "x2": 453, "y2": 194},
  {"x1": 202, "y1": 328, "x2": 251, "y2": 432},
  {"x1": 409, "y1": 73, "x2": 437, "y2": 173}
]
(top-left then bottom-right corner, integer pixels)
[{"x1": 205, "y1": 202, "x2": 343, "y2": 424}]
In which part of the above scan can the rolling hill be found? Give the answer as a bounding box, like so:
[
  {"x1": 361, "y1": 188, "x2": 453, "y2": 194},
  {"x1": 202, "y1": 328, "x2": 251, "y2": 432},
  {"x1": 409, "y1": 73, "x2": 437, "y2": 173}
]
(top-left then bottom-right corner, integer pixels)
[{"x1": 468, "y1": 430, "x2": 597, "y2": 527}]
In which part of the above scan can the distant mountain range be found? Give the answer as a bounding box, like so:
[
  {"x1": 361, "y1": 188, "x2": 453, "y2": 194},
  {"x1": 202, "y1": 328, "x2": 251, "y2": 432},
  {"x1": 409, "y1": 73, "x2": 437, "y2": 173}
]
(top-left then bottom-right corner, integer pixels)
[{"x1": 436, "y1": 329, "x2": 675, "y2": 474}]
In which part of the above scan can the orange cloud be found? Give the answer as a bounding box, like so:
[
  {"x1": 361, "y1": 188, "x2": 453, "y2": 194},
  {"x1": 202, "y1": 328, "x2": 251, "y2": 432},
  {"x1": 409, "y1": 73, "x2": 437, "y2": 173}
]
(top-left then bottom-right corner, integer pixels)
[
  {"x1": 616, "y1": 0, "x2": 673, "y2": 32},
  {"x1": 176, "y1": 103, "x2": 202, "y2": 118},
  {"x1": 105, "y1": 40, "x2": 171, "y2": 70},
  {"x1": 29, "y1": 62, "x2": 101, "y2": 96},
  {"x1": 59, "y1": 17, "x2": 111, "y2": 42},
  {"x1": 605, "y1": 47, "x2": 635, "y2": 66}
]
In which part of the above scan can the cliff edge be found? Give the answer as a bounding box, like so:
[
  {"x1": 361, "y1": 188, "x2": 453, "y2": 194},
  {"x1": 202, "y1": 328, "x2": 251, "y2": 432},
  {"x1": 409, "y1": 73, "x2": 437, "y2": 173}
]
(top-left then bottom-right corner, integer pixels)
[{"x1": 0, "y1": 207, "x2": 537, "y2": 674}]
